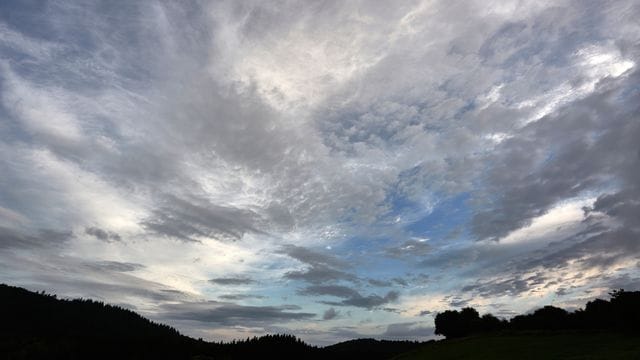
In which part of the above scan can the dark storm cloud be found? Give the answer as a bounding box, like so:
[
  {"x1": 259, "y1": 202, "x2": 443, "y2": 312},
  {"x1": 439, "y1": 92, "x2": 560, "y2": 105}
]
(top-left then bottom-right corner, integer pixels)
[
  {"x1": 0, "y1": 226, "x2": 72, "y2": 249},
  {"x1": 142, "y1": 195, "x2": 264, "y2": 242},
  {"x1": 209, "y1": 276, "x2": 255, "y2": 286},
  {"x1": 161, "y1": 301, "x2": 316, "y2": 326},
  {"x1": 85, "y1": 227, "x2": 122, "y2": 242}
]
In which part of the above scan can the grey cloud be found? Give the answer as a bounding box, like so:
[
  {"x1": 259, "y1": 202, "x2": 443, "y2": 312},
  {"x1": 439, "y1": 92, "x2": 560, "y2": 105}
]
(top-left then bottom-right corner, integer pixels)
[
  {"x1": 285, "y1": 265, "x2": 357, "y2": 284},
  {"x1": 322, "y1": 291, "x2": 399, "y2": 309},
  {"x1": 392, "y1": 277, "x2": 408, "y2": 286},
  {"x1": 461, "y1": 277, "x2": 535, "y2": 299},
  {"x1": 209, "y1": 276, "x2": 255, "y2": 286},
  {"x1": 281, "y1": 245, "x2": 348, "y2": 269},
  {"x1": 85, "y1": 227, "x2": 121, "y2": 242},
  {"x1": 446, "y1": 296, "x2": 472, "y2": 308},
  {"x1": 88, "y1": 261, "x2": 144, "y2": 272},
  {"x1": 555, "y1": 288, "x2": 568, "y2": 296},
  {"x1": 2, "y1": 0, "x2": 640, "y2": 345},
  {"x1": 299, "y1": 285, "x2": 360, "y2": 299},
  {"x1": 368, "y1": 279, "x2": 393, "y2": 287},
  {"x1": 0, "y1": 253, "x2": 190, "y2": 305},
  {"x1": 418, "y1": 310, "x2": 431, "y2": 316},
  {"x1": 218, "y1": 294, "x2": 266, "y2": 301},
  {"x1": 323, "y1": 307, "x2": 339, "y2": 320},
  {"x1": 142, "y1": 195, "x2": 264, "y2": 243},
  {"x1": 516, "y1": 225, "x2": 640, "y2": 274},
  {"x1": 281, "y1": 245, "x2": 358, "y2": 284},
  {"x1": 161, "y1": 301, "x2": 315, "y2": 326},
  {"x1": 299, "y1": 283, "x2": 399, "y2": 309},
  {"x1": 0, "y1": 226, "x2": 72, "y2": 249},
  {"x1": 472, "y1": 68, "x2": 640, "y2": 241}
]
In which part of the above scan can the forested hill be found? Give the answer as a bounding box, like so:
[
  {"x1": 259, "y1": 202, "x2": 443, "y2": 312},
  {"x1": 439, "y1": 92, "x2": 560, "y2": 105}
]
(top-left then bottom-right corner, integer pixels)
[
  {"x1": 0, "y1": 284, "x2": 421, "y2": 359},
  {"x1": 3, "y1": 283, "x2": 639, "y2": 359},
  {"x1": 1, "y1": 283, "x2": 201, "y2": 359}
]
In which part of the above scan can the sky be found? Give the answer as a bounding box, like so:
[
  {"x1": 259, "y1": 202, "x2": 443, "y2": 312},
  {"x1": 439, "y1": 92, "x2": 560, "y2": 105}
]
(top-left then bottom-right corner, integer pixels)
[{"x1": 0, "y1": 0, "x2": 639, "y2": 346}]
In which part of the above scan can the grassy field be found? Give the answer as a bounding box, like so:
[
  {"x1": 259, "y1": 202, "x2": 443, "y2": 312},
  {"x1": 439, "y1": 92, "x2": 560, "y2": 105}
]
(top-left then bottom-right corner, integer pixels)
[{"x1": 394, "y1": 332, "x2": 640, "y2": 360}]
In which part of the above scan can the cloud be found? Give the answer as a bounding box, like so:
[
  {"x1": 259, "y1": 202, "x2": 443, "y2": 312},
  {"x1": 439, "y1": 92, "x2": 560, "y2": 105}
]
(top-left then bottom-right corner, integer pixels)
[
  {"x1": 218, "y1": 294, "x2": 266, "y2": 301},
  {"x1": 299, "y1": 285, "x2": 361, "y2": 299},
  {"x1": 142, "y1": 195, "x2": 264, "y2": 243},
  {"x1": 0, "y1": 226, "x2": 72, "y2": 249},
  {"x1": 209, "y1": 276, "x2": 255, "y2": 286},
  {"x1": 368, "y1": 279, "x2": 393, "y2": 287},
  {"x1": 471, "y1": 68, "x2": 640, "y2": 242},
  {"x1": 161, "y1": 301, "x2": 316, "y2": 326},
  {"x1": 85, "y1": 227, "x2": 122, "y2": 242},
  {"x1": 285, "y1": 265, "x2": 357, "y2": 284},
  {"x1": 323, "y1": 291, "x2": 400, "y2": 309},
  {"x1": 88, "y1": 261, "x2": 144, "y2": 272},
  {"x1": 1, "y1": 0, "x2": 639, "y2": 345},
  {"x1": 281, "y1": 245, "x2": 358, "y2": 284},
  {"x1": 323, "y1": 308, "x2": 340, "y2": 320},
  {"x1": 392, "y1": 278, "x2": 408, "y2": 286},
  {"x1": 298, "y1": 283, "x2": 400, "y2": 310}
]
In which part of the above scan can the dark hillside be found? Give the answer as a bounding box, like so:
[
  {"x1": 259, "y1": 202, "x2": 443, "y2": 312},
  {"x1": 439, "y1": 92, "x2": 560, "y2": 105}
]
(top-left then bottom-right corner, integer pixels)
[
  {"x1": 323, "y1": 338, "x2": 424, "y2": 359},
  {"x1": 0, "y1": 284, "x2": 201, "y2": 359},
  {"x1": 0, "y1": 284, "x2": 419, "y2": 359},
  {"x1": 393, "y1": 331, "x2": 640, "y2": 360}
]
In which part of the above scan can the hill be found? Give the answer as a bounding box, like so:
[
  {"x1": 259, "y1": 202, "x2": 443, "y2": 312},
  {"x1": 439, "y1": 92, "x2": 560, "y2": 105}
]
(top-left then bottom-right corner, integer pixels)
[
  {"x1": 2, "y1": 283, "x2": 639, "y2": 359},
  {"x1": 393, "y1": 331, "x2": 640, "y2": 360},
  {"x1": 0, "y1": 283, "x2": 204, "y2": 359},
  {"x1": 0, "y1": 284, "x2": 423, "y2": 359}
]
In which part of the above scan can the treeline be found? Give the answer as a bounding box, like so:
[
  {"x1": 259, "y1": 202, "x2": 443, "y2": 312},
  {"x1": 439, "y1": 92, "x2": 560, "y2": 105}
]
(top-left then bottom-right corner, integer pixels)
[
  {"x1": 0, "y1": 284, "x2": 422, "y2": 359},
  {"x1": 435, "y1": 289, "x2": 640, "y2": 339}
]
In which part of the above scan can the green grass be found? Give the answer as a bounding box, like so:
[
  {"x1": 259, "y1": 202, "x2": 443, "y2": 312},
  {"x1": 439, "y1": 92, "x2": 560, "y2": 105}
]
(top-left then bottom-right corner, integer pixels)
[{"x1": 393, "y1": 332, "x2": 640, "y2": 360}]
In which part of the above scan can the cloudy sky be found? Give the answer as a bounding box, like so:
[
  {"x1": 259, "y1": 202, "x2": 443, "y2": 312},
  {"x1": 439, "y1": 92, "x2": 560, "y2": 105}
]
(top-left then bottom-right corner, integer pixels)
[{"x1": 1, "y1": 0, "x2": 639, "y2": 345}]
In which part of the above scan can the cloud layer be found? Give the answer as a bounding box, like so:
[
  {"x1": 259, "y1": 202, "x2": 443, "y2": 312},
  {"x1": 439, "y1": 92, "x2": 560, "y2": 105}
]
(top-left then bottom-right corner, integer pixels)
[{"x1": 1, "y1": 0, "x2": 639, "y2": 345}]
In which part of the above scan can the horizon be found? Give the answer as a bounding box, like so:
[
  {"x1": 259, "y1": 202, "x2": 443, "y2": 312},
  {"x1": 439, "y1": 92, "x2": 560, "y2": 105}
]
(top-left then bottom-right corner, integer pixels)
[{"x1": 0, "y1": 0, "x2": 639, "y2": 347}]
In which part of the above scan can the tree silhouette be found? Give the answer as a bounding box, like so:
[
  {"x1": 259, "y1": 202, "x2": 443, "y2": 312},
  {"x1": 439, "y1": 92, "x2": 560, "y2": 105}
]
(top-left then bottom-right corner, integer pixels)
[{"x1": 435, "y1": 290, "x2": 640, "y2": 339}]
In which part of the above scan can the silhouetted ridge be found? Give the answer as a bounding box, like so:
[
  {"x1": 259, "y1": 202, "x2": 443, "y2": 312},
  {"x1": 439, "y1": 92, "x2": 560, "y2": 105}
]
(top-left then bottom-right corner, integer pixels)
[
  {"x1": 0, "y1": 284, "x2": 202, "y2": 359},
  {"x1": 323, "y1": 338, "x2": 424, "y2": 359},
  {"x1": 435, "y1": 289, "x2": 640, "y2": 338},
  {"x1": 0, "y1": 284, "x2": 422, "y2": 359}
]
